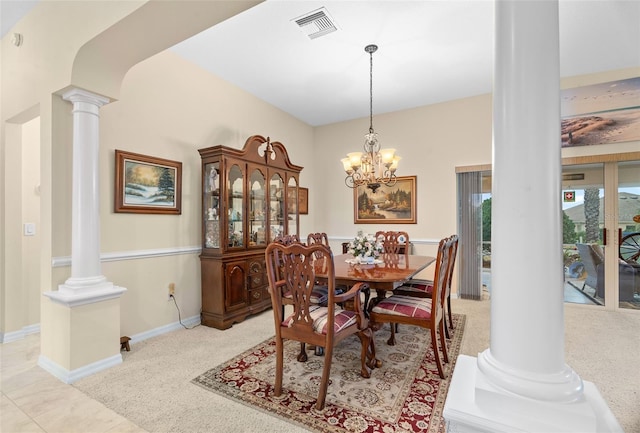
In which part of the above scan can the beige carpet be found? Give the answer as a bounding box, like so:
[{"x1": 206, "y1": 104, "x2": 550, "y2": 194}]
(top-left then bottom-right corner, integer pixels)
[{"x1": 73, "y1": 299, "x2": 640, "y2": 433}]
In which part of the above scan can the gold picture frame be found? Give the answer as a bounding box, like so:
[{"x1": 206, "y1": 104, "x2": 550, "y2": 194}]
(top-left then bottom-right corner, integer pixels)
[
  {"x1": 354, "y1": 176, "x2": 416, "y2": 224},
  {"x1": 115, "y1": 150, "x2": 182, "y2": 214}
]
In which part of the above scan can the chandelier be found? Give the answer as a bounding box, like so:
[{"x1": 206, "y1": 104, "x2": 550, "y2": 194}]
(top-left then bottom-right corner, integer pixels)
[{"x1": 341, "y1": 44, "x2": 400, "y2": 193}]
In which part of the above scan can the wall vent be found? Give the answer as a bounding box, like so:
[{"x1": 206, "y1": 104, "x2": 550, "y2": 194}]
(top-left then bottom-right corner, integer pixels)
[{"x1": 292, "y1": 7, "x2": 337, "y2": 40}]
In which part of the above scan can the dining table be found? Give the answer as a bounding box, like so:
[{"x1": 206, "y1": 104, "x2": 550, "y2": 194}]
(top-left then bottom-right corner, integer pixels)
[
  {"x1": 313, "y1": 252, "x2": 436, "y2": 312},
  {"x1": 327, "y1": 253, "x2": 436, "y2": 291}
]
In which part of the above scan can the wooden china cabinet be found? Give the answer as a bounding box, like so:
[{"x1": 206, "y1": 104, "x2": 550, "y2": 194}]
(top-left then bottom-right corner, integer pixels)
[{"x1": 198, "y1": 135, "x2": 303, "y2": 329}]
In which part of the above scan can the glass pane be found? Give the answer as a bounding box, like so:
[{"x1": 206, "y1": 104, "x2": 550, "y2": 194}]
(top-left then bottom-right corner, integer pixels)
[
  {"x1": 562, "y1": 163, "x2": 605, "y2": 306},
  {"x1": 269, "y1": 173, "x2": 284, "y2": 241},
  {"x1": 204, "y1": 162, "x2": 220, "y2": 248},
  {"x1": 249, "y1": 168, "x2": 266, "y2": 246},
  {"x1": 480, "y1": 172, "x2": 492, "y2": 300},
  {"x1": 287, "y1": 177, "x2": 298, "y2": 237},
  {"x1": 618, "y1": 161, "x2": 640, "y2": 310},
  {"x1": 228, "y1": 164, "x2": 244, "y2": 248}
]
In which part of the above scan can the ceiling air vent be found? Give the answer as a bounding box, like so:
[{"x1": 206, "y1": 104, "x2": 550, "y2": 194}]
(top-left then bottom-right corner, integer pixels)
[{"x1": 292, "y1": 7, "x2": 337, "y2": 40}]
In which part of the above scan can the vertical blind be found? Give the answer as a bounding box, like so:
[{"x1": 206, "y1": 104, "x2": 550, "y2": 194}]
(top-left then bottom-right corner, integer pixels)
[{"x1": 457, "y1": 171, "x2": 483, "y2": 300}]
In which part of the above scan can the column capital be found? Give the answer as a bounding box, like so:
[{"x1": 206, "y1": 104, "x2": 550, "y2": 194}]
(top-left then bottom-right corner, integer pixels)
[{"x1": 62, "y1": 87, "x2": 110, "y2": 108}]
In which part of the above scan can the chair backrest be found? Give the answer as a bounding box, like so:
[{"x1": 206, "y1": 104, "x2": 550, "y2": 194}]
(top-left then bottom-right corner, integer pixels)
[
  {"x1": 375, "y1": 231, "x2": 410, "y2": 256},
  {"x1": 432, "y1": 236, "x2": 454, "y2": 316},
  {"x1": 265, "y1": 242, "x2": 337, "y2": 333},
  {"x1": 270, "y1": 234, "x2": 302, "y2": 290},
  {"x1": 307, "y1": 232, "x2": 329, "y2": 247},
  {"x1": 444, "y1": 235, "x2": 459, "y2": 299},
  {"x1": 307, "y1": 232, "x2": 331, "y2": 259},
  {"x1": 273, "y1": 234, "x2": 301, "y2": 246}
]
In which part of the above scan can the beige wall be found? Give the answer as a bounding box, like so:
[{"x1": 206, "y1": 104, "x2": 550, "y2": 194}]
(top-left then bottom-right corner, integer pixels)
[{"x1": 22, "y1": 118, "x2": 41, "y2": 326}]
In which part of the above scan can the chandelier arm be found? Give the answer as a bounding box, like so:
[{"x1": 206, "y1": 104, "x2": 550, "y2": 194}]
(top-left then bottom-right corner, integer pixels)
[
  {"x1": 383, "y1": 175, "x2": 398, "y2": 188},
  {"x1": 345, "y1": 176, "x2": 356, "y2": 189}
]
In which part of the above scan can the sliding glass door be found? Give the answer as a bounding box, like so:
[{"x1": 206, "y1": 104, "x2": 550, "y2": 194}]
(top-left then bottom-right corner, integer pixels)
[
  {"x1": 458, "y1": 155, "x2": 640, "y2": 311},
  {"x1": 562, "y1": 164, "x2": 605, "y2": 306},
  {"x1": 618, "y1": 161, "x2": 640, "y2": 310}
]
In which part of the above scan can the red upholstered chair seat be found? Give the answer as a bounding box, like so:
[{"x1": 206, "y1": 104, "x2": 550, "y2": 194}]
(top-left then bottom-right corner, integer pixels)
[
  {"x1": 371, "y1": 295, "x2": 433, "y2": 320},
  {"x1": 394, "y1": 279, "x2": 434, "y2": 295},
  {"x1": 282, "y1": 305, "x2": 357, "y2": 334}
]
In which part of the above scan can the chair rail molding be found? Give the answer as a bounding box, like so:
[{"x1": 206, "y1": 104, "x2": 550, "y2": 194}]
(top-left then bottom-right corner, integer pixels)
[{"x1": 52, "y1": 245, "x2": 202, "y2": 267}]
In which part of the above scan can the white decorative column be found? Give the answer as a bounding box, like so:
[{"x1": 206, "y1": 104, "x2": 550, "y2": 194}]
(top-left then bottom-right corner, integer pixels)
[
  {"x1": 443, "y1": 1, "x2": 622, "y2": 432},
  {"x1": 41, "y1": 88, "x2": 126, "y2": 384},
  {"x1": 44, "y1": 88, "x2": 125, "y2": 306}
]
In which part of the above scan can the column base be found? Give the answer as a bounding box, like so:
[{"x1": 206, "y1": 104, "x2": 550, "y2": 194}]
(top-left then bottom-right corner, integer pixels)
[
  {"x1": 443, "y1": 355, "x2": 623, "y2": 433},
  {"x1": 44, "y1": 278, "x2": 126, "y2": 307}
]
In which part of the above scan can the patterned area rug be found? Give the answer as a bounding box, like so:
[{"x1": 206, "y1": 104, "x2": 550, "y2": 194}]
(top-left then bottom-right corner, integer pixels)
[{"x1": 192, "y1": 314, "x2": 466, "y2": 433}]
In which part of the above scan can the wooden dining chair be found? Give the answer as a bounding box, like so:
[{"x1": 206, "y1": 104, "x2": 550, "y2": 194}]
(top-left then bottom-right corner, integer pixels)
[
  {"x1": 369, "y1": 235, "x2": 454, "y2": 379},
  {"x1": 306, "y1": 232, "x2": 345, "y2": 356},
  {"x1": 374, "y1": 231, "x2": 410, "y2": 334},
  {"x1": 265, "y1": 242, "x2": 376, "y2": 410},
  {"x1": 306, "y1": 232, "x2": 334, "y2": 306},
  {"x1": 375, "y1": 231, "x2": 410, "y2": 258},
  {"x1": 272, "y1": 234, "x2": 302, "y2": 326},
  {"x1": 393, "y1": 235, "x2": 459, "y2": 338}
]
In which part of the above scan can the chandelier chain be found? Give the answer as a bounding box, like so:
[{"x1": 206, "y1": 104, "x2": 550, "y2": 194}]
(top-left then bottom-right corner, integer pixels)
[{"x1": 369, "y1": 48, "x2": 374, "y2": 134}]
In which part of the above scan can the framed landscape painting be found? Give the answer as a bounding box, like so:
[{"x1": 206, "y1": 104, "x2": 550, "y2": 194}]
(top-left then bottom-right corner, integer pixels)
[
  {"x1": 115, "y1": 150, "x2": 182, "y2": 214},
  {"x1": 354, "y1": 176, "x2": 417, "y2": 224}
]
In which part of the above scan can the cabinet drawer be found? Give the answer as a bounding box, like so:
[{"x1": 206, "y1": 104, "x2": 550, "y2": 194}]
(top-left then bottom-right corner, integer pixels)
[
  {"x1": 249, "y1": 273, "x2": 264, "y2": 289},
  {"x1": 249, "y1": 289, "x2": 264, "y2": 303}
]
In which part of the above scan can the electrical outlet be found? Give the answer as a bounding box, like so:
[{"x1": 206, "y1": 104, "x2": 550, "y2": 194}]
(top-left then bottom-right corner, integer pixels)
[{"x1": 168, "y1": 283, "x2": 175, "y2": 300}]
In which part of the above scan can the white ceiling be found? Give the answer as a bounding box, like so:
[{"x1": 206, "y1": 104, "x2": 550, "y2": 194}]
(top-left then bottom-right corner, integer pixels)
[{"x1": 4, "y1": 1, "x2": 639, "y2": 127}]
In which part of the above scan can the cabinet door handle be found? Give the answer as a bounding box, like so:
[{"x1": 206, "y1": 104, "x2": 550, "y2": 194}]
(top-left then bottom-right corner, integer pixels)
[{"x1": 602, "y1": 228, "x2": 607, "y2": 246}]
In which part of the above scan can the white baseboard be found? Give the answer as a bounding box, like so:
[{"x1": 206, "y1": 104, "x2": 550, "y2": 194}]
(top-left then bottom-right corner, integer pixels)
[
  {"x1": 0, "y1": 323, "x2": 41, "y2": 343},
  {"x1": 127, "y1": 315, "x2": 201, "y2": 346},
  {"x1": 38, "y1": 353, "x2": 123, "y2": 384}
]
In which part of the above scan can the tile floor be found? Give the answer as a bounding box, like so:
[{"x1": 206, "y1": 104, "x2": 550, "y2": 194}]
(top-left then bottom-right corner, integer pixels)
[{"x1": 1, "y1": 334, "x2": 147, "y2": 433}]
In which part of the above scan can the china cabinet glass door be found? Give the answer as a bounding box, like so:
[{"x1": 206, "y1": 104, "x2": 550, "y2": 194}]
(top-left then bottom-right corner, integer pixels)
[
  {"x1": 287, "y1": 177, "x2": 298, "y2": 237},
  {"x1": 204, "y1": 162, "x2": 220, "y2": 249},
  {"x1": 270, "y1": 173, "x2": 284, "y2": 241},
  {"x1": 249, "y1": 168, "x2": 267, "y2": 246},
  {"x1": 227, "y1": 164, "x2": 244, "y2": 248}
]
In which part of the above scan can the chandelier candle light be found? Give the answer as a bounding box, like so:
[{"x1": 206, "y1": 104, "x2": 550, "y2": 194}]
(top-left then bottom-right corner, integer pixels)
[{"x1": 341, "y1": 44, "x2": 400, "y2": 193}]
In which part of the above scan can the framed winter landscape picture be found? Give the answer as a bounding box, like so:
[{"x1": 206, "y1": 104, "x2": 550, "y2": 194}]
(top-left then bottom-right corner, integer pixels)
[{"x1": 115, "y1": 150, "x2": 182, "y2": 214}]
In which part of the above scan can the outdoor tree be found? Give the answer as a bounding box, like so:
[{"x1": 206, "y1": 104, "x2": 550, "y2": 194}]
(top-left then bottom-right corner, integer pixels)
[
  {"x1": 563, "y1": 211, "x2": 578, "y2": 244},
  {"x1": 584, "y1": 187, "x2": 600, "y2": 243},
  {"x1": 482, "y1": 197, "x2": 492, "y2": 246}
]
